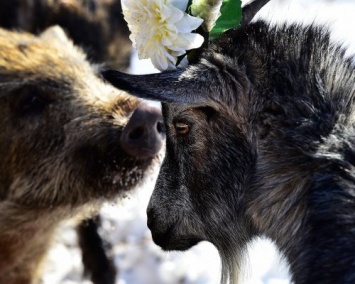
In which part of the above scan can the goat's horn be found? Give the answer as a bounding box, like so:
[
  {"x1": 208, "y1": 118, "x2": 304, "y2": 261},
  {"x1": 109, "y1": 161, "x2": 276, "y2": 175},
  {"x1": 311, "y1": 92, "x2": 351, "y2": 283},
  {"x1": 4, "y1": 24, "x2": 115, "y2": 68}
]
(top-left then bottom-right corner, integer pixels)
[
  {"x1": 240, "y1": 0, "x2": 270, "y2": 26},
  {"x1": 101, "y1": 69, "x2": 208, "y2": 105}
]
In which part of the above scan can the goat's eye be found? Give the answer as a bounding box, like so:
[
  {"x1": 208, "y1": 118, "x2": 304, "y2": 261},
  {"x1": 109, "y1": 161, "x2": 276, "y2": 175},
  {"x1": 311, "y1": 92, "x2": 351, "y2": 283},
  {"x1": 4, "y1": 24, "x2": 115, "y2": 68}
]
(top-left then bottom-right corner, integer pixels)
[{"x1": 174, "y1": 121, "x2": 190, "y2": 136}]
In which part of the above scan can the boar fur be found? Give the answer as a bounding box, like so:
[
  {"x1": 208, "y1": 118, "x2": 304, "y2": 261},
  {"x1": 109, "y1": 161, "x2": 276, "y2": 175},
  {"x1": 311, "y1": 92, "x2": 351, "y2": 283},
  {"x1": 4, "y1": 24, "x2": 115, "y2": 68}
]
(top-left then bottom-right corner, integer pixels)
[
  {"x1": 0, "y1": 0, "x2": 131, "y2": 70},
  {"x1": 0, "y1": 1, "x2": 138, "y2": 282},
  {"x1": 0, "y1": 26, "x2": 163, "y2": 284}
]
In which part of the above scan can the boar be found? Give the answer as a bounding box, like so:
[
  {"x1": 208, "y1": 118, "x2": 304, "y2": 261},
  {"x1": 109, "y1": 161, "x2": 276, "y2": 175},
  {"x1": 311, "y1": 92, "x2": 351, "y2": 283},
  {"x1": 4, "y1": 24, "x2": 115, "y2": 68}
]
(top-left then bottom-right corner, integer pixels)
[
  {"x1": 0, "y1": 26, "x2": 163, "y2": 284},
  {"x1": 0, "y1": 1, "x2": 141, "y2": 282}
]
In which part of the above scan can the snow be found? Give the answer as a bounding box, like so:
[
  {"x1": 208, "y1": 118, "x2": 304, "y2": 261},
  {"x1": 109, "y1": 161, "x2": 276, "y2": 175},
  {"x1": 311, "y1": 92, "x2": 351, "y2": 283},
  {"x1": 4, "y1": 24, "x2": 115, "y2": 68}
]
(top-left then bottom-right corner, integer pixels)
[{"x1": 42, "y1": 0, "x2": 355, "y2": 283}]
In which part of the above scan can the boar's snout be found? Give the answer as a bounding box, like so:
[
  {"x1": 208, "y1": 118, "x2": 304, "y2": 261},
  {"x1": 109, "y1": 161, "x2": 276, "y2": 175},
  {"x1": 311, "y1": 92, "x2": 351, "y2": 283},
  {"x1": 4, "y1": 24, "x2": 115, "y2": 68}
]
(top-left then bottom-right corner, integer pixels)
[{"x1": 120, "y1": 103, "x2": 164, "y2": 159}]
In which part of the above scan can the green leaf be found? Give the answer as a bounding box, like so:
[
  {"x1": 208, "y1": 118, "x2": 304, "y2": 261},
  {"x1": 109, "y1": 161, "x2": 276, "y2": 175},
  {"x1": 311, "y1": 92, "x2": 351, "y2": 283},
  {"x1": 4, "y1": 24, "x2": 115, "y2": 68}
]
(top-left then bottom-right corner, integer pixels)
[{"x1": 210, "y1": 0, "x2": 242, "y2": 39}]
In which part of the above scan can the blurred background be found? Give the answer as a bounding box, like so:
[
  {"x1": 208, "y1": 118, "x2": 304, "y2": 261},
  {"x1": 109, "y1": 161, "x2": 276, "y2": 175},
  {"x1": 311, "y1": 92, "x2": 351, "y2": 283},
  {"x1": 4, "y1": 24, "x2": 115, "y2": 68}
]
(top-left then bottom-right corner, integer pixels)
[{"x1": 41, "y1": 0, "x2": 355, "y2": 283}]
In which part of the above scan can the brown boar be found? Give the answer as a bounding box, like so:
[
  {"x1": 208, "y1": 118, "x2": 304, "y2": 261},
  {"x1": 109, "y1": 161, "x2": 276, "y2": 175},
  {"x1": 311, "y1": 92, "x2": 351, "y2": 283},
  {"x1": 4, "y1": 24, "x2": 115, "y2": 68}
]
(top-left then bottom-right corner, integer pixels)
[
  {"x1": 0, "y1": 26, "x2": 164, "y2": 284},
  {"x1": 0, "y1": 1, "x2": 141, "y2": 282}
]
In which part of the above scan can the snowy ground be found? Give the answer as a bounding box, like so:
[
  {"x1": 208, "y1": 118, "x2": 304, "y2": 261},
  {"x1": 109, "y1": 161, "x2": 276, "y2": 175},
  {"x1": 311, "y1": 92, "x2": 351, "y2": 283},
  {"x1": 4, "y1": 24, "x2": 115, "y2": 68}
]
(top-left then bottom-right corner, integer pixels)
[{"x1": 42, "y1": 0, "x2": 355, "y2": 283}]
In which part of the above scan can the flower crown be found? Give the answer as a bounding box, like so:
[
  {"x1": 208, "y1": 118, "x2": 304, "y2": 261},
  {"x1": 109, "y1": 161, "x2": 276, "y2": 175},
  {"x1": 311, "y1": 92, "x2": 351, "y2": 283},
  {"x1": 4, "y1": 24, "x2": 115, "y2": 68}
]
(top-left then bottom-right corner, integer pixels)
[{"x1": 122, "y1": 0, "x2": 243, "y2": 71}]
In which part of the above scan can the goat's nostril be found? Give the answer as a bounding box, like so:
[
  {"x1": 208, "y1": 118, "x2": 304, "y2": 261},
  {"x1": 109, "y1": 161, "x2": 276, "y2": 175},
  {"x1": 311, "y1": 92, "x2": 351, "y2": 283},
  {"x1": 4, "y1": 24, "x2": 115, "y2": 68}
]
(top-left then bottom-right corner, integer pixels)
[
  {"x1": 128, "y1": 126, "x2": 144, "y2": 140},
  {"x1": 146, "y1": 208, "x2": 156, "y2": 229},
  {"x1": 157, "y1": 121, "x2": 165, "y2": 134}
]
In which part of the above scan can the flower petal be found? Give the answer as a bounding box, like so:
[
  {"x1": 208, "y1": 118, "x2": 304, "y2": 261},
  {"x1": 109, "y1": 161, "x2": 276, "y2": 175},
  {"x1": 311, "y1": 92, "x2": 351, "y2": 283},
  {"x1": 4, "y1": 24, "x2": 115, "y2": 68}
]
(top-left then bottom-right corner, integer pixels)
[
  {"x1": 175, "y1": 14, "x2": 204, "y2": 33},
  {"x1": 170, "y1": 33, "x2": 204, "y2": 51},
  {"x1": 122, "y1": 0, "x2": 204, "y2": 71},
  {"x1": 170, "y1": 0, "x2": 189, "y2": 12}
]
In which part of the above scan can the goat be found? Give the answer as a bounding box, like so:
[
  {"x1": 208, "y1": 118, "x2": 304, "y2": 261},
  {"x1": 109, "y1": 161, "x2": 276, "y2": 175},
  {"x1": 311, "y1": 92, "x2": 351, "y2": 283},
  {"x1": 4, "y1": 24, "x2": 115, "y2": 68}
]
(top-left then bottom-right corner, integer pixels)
[{"x1": 102, "y1": 0, "x2": 355, "y2": 283}]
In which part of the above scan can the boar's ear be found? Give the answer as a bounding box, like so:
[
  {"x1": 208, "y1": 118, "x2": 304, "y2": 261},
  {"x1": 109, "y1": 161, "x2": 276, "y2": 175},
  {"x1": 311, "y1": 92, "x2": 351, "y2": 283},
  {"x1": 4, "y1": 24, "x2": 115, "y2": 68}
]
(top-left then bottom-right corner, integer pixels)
[
  {"x1": 101, "y1": 69, "x2": 208, "y2": 105},
  {"x1": 40, "y1": 25, "x2": 72, "y2": 45}
]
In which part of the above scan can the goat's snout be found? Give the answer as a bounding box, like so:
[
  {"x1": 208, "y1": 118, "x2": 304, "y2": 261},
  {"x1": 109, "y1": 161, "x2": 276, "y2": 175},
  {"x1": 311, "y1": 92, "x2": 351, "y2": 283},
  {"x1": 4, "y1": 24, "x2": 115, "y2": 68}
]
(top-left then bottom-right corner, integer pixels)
[
  {"x1": 147, "y1": 204, "x2": 201, "y2": 251},
  {"x1": 120, "y1": 103, "x2": 164, "y2": 159}
]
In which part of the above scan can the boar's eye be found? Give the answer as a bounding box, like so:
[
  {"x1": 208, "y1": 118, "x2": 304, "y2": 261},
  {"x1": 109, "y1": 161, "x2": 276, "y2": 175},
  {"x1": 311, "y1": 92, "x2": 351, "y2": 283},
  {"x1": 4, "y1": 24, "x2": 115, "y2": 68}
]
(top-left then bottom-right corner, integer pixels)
[
  {"x1": 11, "y1": 85, "x2": 54, "y2": 115},
  {"x1": 174, "y1": 121, "x2": 190, "y2": 136}
]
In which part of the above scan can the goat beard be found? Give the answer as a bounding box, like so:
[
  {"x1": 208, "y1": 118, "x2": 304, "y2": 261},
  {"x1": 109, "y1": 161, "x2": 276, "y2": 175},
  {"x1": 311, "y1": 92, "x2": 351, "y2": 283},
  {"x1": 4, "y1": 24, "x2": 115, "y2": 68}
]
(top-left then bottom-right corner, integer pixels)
[{"x1": 216, "y1": 240, "x2": 248, "y2": 284}]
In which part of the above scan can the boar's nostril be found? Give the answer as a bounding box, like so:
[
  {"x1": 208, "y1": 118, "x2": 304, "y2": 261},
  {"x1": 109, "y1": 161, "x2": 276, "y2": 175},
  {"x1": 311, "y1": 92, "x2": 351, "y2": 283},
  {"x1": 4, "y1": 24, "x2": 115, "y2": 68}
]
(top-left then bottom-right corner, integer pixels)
[
  {"x1": 120, "y1": 103, "x2": 164, "y2": 159},
  {"x1": 128, "y1": 126, "x2": 145, "y2": 140}
]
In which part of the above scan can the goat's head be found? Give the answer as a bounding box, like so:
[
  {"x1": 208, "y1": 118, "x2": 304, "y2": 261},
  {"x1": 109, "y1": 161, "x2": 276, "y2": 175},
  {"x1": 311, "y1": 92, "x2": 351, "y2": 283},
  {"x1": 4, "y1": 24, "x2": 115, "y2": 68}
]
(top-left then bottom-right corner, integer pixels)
[
  {"x1": 101, "y1": 25, "x2": 265, "y2": 281},
  {"x1": 102, "y1": 18, "x2": 355, "y2": 284},
  {"x1": 102, "y1": 0, "x2": 355, "y2": 282}
]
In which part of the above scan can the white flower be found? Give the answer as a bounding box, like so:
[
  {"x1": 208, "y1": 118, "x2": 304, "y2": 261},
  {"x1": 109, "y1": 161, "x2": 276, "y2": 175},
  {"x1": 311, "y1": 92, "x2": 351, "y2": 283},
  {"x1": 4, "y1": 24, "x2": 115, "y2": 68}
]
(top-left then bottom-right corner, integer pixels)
[{"x1": 122, "y1": 0, "x2": 204, "y2": 71}]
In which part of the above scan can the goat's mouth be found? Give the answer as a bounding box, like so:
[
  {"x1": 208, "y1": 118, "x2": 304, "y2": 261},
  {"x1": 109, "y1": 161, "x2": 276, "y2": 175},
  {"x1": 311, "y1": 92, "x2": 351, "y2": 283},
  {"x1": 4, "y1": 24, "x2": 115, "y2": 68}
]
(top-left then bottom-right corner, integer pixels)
[{"x1": 150, "y1": 228, "x2": 201, "y2": 251}]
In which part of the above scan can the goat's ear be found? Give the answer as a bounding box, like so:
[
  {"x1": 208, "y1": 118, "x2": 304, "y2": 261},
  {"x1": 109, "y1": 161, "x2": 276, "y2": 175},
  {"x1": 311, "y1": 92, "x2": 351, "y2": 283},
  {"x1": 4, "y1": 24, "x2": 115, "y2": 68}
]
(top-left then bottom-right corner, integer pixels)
[{"x1": 101, "y1": 69, "x2": 207, "y2": 105}]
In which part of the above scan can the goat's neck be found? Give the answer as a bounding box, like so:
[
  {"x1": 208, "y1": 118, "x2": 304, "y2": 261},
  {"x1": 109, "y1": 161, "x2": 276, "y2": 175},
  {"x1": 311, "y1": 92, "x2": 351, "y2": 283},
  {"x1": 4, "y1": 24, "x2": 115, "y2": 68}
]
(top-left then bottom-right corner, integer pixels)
[{"x1": 248, "y1": 153, "x2": 355, "y2": 283}]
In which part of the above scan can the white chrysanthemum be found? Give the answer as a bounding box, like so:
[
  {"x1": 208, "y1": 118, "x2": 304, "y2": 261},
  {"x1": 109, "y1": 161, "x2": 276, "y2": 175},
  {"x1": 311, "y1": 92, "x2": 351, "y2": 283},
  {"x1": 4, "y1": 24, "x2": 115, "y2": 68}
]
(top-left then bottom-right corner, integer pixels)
[{"x1": 122, "y1": 0, "x2": 204, "y2": 71}]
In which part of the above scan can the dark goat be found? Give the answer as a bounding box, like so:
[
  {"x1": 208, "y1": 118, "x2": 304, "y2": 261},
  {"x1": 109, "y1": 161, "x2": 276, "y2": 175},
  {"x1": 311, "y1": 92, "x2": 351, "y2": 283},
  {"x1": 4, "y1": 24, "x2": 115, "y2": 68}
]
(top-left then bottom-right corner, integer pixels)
[{"x1": 102, "y1": 5, "x2": 355, "y2": 284}]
